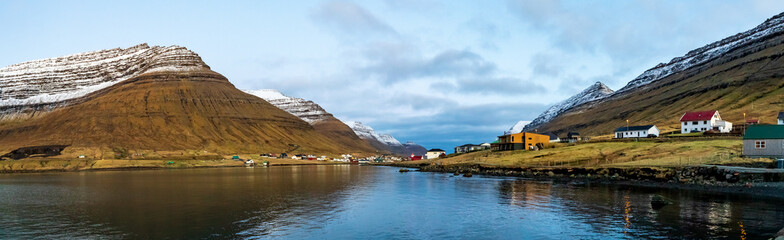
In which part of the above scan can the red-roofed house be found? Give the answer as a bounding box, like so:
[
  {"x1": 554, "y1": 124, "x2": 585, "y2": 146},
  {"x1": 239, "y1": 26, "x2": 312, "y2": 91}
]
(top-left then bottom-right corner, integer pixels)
[{"x1": 679, "y1": 110, "x2": 732, "y2": 133}]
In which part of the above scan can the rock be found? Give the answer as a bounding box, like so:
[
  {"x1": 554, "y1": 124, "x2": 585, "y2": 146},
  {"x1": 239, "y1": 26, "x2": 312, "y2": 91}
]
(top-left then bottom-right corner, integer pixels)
[
  {"x1": 651, "y1": 194, "x2": 672, "y2": 210},
  {"x1": 399, "y1": 169, "x2": 410, "y2": 173},
  {"x1": 463, "y1": 173, "x2": 473, "y2": 177},
  {"x1": 453, "y1": 172, "x2": 460, "y2": 176},
  {"x1": 547, "y1": 171, "x2": 555, "y2": 177},
  {"x1": 774, "y1": 227, "x2": 784, "y2": 240}
]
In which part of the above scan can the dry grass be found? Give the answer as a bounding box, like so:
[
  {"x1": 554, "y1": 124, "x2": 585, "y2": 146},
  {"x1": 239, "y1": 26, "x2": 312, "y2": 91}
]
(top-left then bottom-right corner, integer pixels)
[{"x1": 424, "y1": 139, "x2": 772, "y2": 168}]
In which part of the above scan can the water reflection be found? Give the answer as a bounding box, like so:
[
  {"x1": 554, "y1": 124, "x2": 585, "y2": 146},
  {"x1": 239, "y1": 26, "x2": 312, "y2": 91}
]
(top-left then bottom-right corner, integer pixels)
[
  {"x1": 2, "y1": 167, "x2": 784, "y2": 239},
  {"x1": 495, "y1": 179, "x2": 784, "y2": 239}
]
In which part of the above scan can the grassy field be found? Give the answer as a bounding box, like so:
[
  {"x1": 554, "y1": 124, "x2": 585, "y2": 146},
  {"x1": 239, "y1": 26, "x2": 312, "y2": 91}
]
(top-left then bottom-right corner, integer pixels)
[
  {"x1": 0, "y1": 157, "x2": 345, "y2": 173},
  {"x1": 397, "y1": 139, "x2": 772, "y2": 168}
]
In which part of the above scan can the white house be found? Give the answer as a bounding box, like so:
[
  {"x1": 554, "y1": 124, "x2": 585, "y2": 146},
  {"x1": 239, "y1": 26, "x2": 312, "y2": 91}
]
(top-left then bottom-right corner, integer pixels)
[
  {"x1": 614, "y1": 125, "x2": 659, "y2": 138},
  {"x1": 778, "y1": 112, "x2": 783, "y2": 125},
  {"x1": 679, "y1": 110, "x2": 732, "y2": 133},
  {"x1": 425, "y1": 149, "x2": 446, "y2": 159}
]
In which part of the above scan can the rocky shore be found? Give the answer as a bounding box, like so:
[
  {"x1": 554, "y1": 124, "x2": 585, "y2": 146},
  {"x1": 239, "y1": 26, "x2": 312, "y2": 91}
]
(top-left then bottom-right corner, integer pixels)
[{"x1": 387, "y1": 162, "x2": 784, "y2": 199}]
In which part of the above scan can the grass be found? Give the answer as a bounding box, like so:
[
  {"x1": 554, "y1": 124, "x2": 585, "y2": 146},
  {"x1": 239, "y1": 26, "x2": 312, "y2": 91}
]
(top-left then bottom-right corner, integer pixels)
[
  {"x1": 414, "y1": 139, "x2": 772, "y2": 168},
  {"x1": 0, "y1": 156, "x2": 346, "y2": 173}
]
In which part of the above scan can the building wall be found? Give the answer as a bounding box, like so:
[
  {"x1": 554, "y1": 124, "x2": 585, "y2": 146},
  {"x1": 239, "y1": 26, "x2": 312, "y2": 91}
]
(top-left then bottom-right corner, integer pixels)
[
  {"x1": 521, "y1": 132, "x2": 550, "y2": 150},
  {"x1": 425, "y1": 152, "x2": 444, "y2": 159},
  {"x1": 779, "y1": 119, "x2": 783, "y2": 125},
  {"x1": 681, "y1": 117, "x2": 731, "y2": 133},
  {"x1": 615, "y1": 127, "x2": 659, "y2": 138},
  {"x1": 743, "y1": 139, "x2": 784, "y2": 158}
]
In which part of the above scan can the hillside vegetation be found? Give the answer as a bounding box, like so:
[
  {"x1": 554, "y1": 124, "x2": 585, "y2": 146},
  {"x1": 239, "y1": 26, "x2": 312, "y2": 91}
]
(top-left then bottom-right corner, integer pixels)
[{"x1": 537, "y1": 28, "x2": 784, "y2": 136}]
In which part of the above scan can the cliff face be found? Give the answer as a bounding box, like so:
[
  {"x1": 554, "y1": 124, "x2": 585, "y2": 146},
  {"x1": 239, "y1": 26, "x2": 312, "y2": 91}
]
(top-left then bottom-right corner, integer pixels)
[
  {"x1": 0, "y1": 44, "x2": 374, "y2": 155},
  {"x1": 523, "y1": 82, "x2": 613, "y2": 132},
  {"x1": 529, "y1": 11, "x2": 784, "y2": 136},
  {"x1": 0, "y1": 44, "x2": 209, "y2": 120},
  {"x1": 245, "y1": 89, "x2": 378, "y2": 153}
]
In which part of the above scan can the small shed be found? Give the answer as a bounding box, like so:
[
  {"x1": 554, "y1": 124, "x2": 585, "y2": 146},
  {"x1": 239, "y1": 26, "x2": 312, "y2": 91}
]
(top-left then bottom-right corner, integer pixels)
[{"x1": 743, "y1": 125, "x2": 784, "y2": 158}]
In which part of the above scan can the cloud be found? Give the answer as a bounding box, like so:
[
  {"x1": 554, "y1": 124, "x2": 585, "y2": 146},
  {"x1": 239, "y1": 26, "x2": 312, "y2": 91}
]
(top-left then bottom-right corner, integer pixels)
[
  {"x1": 530, "y1": 53, "x2": 563, "y2": 77},
  {"x1": 311, "y1": 1, "x2": 398, "y2": 36},
  {"x1": 359, "y1": 48, "x2": 498, "y2": 83}
]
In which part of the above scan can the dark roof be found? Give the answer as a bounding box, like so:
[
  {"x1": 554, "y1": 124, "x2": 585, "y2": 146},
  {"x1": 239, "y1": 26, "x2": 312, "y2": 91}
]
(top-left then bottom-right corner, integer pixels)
[
  {"x1": 568, "y1": 132, "x2": 580, "y2": 136},
  {"x1": 427, "y1": 149, "x2": 445, "y2": 152},
  {"x1": 614, "y1": 125, "x2": 655, "y2": 132},
  {"x1": 744, "y1": 125, "x2": 784, "y2": 139},
  {"x1": 458, "y1": 144, "x2": 480, "y2": 147},
  {"x1": 779, "y1": 112, "x2": 784, "y2": 119},
  {"x1": 680, "y1": 110, "x2": 717, "y2": 121}
]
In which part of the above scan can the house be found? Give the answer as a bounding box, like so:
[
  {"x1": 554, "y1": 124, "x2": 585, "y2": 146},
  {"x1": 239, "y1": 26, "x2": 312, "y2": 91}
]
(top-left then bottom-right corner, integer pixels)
[
  {"x1": 614, "y1": 125, "x2": 659, "y2": 138},
  {"x1": 425, "y1": 149, "x2": 446, "y2": 159},
  {"x1": 543, "y1": 132, "x2": 560, "y2": 143},
  {"x1": 679, "y1": 110, "x2": 732, "y2": 133},
  {"x1": 743, "y1": 124, "x2": 784, "y2": 158},
  {"x1": 492, "y1": 132, "x2": 550, "y2": 151},
  {"x1": 778, "y1": 112, "x2": 784, "y2": 125},
  {"x1": 567, "y1": 132, "x2": 581, "y2": 143},
  {"x1": 454, "y1": 144, "x2": 484, "y2": 154},
  {"x1": 480, "y1": 142, "x2": 491, "y2": 149},
  {"x1": 410, "y1": 154, "x2": 423, "y2": 161}
]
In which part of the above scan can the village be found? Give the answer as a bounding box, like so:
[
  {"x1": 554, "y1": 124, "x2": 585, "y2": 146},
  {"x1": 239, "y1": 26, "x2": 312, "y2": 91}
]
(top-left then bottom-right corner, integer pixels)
[{"x1": 399, "y1": 110, "x2": 784, "y2": 166}]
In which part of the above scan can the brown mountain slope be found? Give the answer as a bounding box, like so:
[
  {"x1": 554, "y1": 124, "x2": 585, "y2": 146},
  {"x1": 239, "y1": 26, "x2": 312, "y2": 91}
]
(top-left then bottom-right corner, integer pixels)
[
  {"x1": 537, "y1": 33, "x2": 784, "y2": 136},
  {"x1": 312, "y1": 118, "x2": 380, "y2": 153},
  {"x1": 0, "y1": 69, "x2": 370, "y2": 155}
]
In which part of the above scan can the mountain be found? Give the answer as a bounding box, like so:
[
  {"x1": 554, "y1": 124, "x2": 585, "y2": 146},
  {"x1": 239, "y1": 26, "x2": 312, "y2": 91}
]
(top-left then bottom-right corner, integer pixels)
[
  {"x1": 245, "y1": 89, "x2": 377, "y2": 153},
  {"x1": 343, "y1": 121, "x2": 424, "y2": 155},
  {"x1": 523, "y1": 82, "x2": 614, "y2": 131},
  {"x1": 402, "y1": 141, "x2": 427, "y2": 156},
  {"x1": 0, "y1": 44, "x2": 372, "y2": 157},
  {"x1": 529, "y1": 12, "x2": 784, "y2": 136},
  {"x1": 505, "y1": 120, "x2": 531, "y2": 134}
]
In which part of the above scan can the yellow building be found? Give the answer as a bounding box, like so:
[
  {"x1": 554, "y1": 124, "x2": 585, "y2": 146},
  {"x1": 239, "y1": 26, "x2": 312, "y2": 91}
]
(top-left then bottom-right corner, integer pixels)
[{"x1": 492, "y1": 132, "x2": 550, "y2": 151}]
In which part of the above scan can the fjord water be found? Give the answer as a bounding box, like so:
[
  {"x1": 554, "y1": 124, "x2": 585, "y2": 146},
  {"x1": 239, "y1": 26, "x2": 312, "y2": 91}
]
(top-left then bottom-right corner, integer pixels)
[{"x1": 1, "y1": 166, "x2": 782, "y2": 239}]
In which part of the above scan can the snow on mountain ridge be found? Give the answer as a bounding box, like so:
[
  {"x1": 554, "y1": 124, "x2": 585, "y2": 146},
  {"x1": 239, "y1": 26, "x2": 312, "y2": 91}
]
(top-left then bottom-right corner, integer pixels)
[
  {"x1": 244, "y1": 89, "x2": 331, "y2": 124},
  {"x1": 344, "y1": 121, "x2": 404, "y2": 147},
  {"x1": 523, "y1": 82, "x2": 614, "y2": 131},
  {"x1": 505, "y1": 120, "x2": 531, "y2": 135},
  {"x1": 617, "y1": 12, "x2": 784, "y2": 93},
  {"x1": 0, "y1": 43, "x2": 210, "y2": 109}
]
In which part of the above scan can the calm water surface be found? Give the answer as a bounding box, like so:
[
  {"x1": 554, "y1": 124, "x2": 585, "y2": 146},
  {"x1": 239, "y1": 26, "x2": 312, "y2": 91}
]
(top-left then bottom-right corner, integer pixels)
[{"x1": 1, "y1": 165, "x2": 783, "y2": 239}]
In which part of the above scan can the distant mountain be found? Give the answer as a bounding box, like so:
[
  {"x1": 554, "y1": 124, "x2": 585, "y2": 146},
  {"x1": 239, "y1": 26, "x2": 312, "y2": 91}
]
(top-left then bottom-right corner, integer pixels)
[
  {"x1": 344, "y1": 121, "x2": 424, "y2": 156},
  {"x1": 504, "y1": 120, "x2": 531, "y2": 134},
  {"x1": 523, "y1": 82, "x2": 614, "y2": 132},
  {"x1": 402, "y1": 141, "x2": 427, "y2": 156},
  {"x1": 0, "y1": 44, "x2": 374, "y2": 156},
  {"x1": 245, "y1": 89, "x2": 377, "y2": 153},
  {"x1": 528, "y1": 12, "x2": 784, "y2": 136}
]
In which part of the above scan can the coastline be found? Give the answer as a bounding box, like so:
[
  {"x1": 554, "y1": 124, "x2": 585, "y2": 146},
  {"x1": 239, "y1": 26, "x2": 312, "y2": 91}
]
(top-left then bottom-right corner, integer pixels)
[
  {"x1": 0, "y1": 158, "x2": 350, "y2": 174},
  {"x1": 380, "y1": 162, "x2": 784, "y2": 200}
]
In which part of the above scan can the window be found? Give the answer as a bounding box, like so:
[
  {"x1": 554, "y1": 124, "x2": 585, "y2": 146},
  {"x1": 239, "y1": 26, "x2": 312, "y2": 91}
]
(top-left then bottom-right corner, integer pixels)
[
  {"x1": 755, "y1": 140, "x2": 766, "y2": 149},
  {"x1": 692, "y1": 121, "x2": 698, "y2": 125},
  {"x1": 528, "y1": 138, "x2": 532, "y2": 140},
  {"x1": 684, "y1": 122, "x2": 688, "y2": 125},
  {"x1": 511, "y1": 136, "x2": 514, "y2": 142},
  {"x1": 704, "y1": 121, "x2": 707, "y2": 124}
]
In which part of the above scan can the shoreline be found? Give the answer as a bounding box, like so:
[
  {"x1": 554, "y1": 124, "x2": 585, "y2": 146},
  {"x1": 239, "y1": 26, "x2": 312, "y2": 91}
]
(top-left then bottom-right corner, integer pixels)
[
  {"x1": 0, "y1": 159, "x2": 352, "y2": 174},
  {"x1": 380, "y1": 162, "x2": 784, "y2": 200}
]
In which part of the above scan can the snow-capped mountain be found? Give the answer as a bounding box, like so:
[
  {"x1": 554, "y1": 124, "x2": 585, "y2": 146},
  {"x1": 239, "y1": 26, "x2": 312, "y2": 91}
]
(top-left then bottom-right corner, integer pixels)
[
  {"x1": 402, "y1": 141, "x2": 427, "y2": 156},
  {"x1": 244, "y1": 89, "x2": 331, "y2": 124},
  {"x1": 344, "y1": 121, "x2": 403, "y2": 146},
  {"x1": 0, "y1": 43, "x2": 209, "y2": 114},
  {"x1": 504, "y1": 120, "x2": 531, "y2": 135},
  {"x1": 616, "y1": 12, "x2": 784, "y2": 93},
  {"x1": 523, "y1": 82, "x2": 614, "y2": 131}
]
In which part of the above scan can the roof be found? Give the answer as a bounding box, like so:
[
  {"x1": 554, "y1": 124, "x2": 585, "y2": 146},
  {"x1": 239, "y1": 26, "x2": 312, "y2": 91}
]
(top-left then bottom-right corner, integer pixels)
[
  {"x1": 744, "y1": 124, "x2": 784, "y2": 139},
  {"x1": 542, "y1": 132, "x2": 559, "y2": 139},
  {"x1": 680, "y1": 110, "x2": 717, "y2": 121},
  {"x1": 458, "y1": 144, "x2": 480, "y2": 147},
  {"x1": 568, "y1": 132, "x2": 580, "y2": 136},
  {"x1": 779, "y1": 112, "x2": 784, "y2": 119},
  {"x1": 746, "y1": 119, "x2": 759, "y2": 123},
  {"x1": 614, "y1": 125, "x2": 655, "y2": 132},
  {"x1": 427, "y1": 149, "x2": 445, "y2": 152}
]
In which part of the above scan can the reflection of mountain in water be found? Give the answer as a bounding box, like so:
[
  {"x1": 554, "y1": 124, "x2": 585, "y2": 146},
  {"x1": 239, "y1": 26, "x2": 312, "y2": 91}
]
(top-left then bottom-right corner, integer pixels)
[
  {"x1": 0, "y1": 166, "x2": 368, "y2": 239},
  {"x1": 496, "y1": 180, "x2": 784, "y2": 239}
]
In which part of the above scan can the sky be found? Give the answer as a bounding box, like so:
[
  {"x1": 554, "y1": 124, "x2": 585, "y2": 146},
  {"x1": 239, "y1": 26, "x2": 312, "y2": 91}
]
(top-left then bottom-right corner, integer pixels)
[{"x1": 2, "y1": 0, "x2": 784, "y2": 152}]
